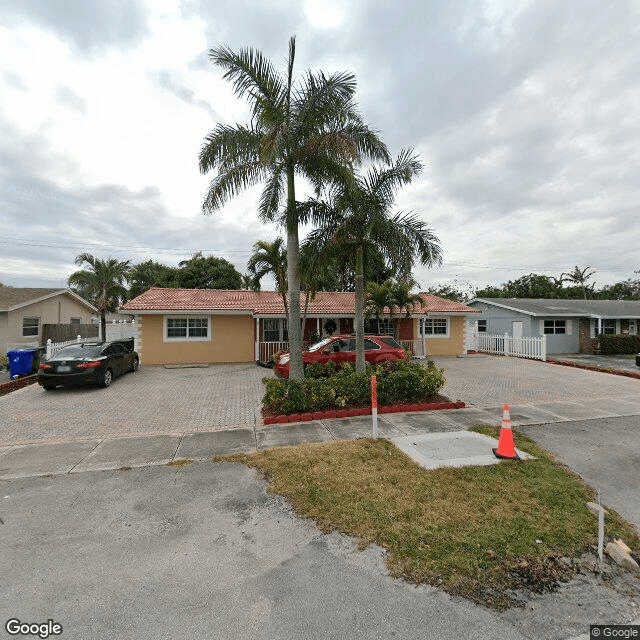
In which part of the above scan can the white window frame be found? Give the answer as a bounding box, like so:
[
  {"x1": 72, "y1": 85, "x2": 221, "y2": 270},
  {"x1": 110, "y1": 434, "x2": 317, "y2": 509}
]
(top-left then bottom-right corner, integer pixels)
[
  {"x1": 164, "y1": 315, "x2": 211, "y2": 342},
  {"x1": 421, "y1": 317, "x2": 449, "y2": 338},
  {"x1": 477, "y1": 319, "x2": 487, "y2": 333},
  {"x1": 543, "y1": 320, "x2": 566, "y2": 335},
  {"x1": 22, "y1": 316, "x2": 40, "y2": 337},
  {"x1": 262, "y1": 318, "x2": 288, "y2": 342}
]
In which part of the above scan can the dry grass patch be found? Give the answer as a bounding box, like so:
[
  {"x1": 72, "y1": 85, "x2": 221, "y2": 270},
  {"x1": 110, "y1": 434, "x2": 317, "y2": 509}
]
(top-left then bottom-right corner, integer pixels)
[{"x1": 223, "y1": 430, "x2": 639, "y2": 608}]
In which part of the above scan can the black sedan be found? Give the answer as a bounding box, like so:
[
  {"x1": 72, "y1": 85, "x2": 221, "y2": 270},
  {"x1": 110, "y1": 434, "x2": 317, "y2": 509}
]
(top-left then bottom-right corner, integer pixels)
[{"x1": 38, "y1": 341, "x2": 138, "y2": 390}]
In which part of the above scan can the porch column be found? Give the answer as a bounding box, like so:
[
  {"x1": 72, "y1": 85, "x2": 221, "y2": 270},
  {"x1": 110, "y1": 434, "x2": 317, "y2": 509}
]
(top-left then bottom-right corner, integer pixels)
[
  {"x1": 316, "y1": 318, "x2": 320, "y2": 335},
  {"x1": 255, "y1": 317, "x2": 260, "y2": 361},
  {"x1": 597, "y1": 317, "x2": 602, "y2": 335}
]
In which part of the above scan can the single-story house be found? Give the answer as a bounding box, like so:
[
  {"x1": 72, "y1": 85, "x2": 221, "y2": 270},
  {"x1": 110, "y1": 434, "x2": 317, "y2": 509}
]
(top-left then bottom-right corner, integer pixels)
[
  {"x1": 121, "y1": 288, "x2": 479, "y2": 365},
  {"x1": 1, "y1": 288, "x2": 99, "y2": 353},
  {"x1": 467, "y1": 298, "x2": 640, "y2": 354}
]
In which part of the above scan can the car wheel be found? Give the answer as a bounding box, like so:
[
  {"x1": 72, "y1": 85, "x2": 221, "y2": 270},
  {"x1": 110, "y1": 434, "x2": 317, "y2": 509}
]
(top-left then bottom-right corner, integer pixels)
[
  {"x1": 131, "y1": 357, "x2": 139, "y2": 373},
  {"x1": 100, "y1": 368, "x2": 113, "y2": 388}
]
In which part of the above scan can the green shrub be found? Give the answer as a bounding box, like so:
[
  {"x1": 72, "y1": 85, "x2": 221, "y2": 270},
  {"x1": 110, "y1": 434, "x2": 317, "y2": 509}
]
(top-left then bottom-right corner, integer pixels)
[
  {"x1": 599, "y1": 334, "x2": 640, "y2": 355},
  {"x1": 262, "y1": 359, "x2": 447, "y2": 415}
]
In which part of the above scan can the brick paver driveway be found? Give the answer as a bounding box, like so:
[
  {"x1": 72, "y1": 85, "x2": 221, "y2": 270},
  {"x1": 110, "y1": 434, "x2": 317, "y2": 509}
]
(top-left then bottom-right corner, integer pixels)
[
  {"x1": 0, "y1": 364, "x2": 275, "y2": 446},
  {"x1": 432, "y1": 353, "x2": 640, "y2": 406},
  {"x1": 2, "y1": 355, "x2": 639, "y2": 447}
]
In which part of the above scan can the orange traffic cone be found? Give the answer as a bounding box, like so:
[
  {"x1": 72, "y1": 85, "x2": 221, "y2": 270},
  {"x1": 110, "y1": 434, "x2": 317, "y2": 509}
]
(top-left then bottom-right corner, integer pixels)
[{"x1": 493, "y1": 404, "x2": 520, "y2": 460}]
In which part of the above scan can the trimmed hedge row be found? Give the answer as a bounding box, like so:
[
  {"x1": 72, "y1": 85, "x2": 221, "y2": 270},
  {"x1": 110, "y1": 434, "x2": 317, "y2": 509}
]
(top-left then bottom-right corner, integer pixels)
[
  {"x1": 262, "y1": 359, "x2": 447, "y2": 416},
  {"x1": 598, "y1": 334, "x2": 640, "y2": 355}
]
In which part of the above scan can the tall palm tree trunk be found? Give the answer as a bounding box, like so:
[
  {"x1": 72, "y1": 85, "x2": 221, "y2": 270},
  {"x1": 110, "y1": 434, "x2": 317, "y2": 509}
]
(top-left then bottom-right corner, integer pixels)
[
  {"x1": 286, "y1": 165, "x2": 304, "y2": 379},
  {"x1": 355, "y1": 245, "x2": 365, "y2": 373}
]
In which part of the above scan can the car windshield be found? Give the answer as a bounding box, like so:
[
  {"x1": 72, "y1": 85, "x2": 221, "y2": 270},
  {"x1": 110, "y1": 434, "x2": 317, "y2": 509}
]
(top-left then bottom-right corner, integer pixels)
[
  {"x1": 51, "y1": 344, "x2": 103, "y2": 359},
  {"x1": 307, "y1": 338, "x2": 332, "y2": 352},
  {"x1": 379, "y1": 337, "x2": 403, "y2": 348}
]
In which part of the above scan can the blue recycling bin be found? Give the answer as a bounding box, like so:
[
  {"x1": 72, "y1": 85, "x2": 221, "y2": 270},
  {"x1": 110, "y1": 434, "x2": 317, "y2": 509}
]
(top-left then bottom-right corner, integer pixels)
[{"x1": 7, "y1": 349, "x2": 36, "y2": 379}]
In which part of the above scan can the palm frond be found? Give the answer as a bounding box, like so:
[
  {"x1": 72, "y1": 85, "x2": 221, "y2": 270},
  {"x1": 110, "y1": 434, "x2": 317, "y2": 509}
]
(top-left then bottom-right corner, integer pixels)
[
  {"x1": 258, "y1": 169, "x2": 285, "y2": 222},
  {"x1": 209, "y1": 44, "x2": 284, "y2": 115},
  {"x1": 202, "y1": 161, "x2": 269, "y2": 213},
  {"x1": 199, "y1": 124, "x2": 264, "y2": 174}
]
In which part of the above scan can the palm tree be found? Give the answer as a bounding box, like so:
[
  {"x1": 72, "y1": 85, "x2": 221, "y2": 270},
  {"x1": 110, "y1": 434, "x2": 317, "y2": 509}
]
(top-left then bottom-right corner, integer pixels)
[
  {"x1": 561, "y1": 265, "x2": 596, "y2": 299},
  {"x1": 247, "y1": 238, "x2": 288, "y2": 314},
  {"x1": 389, "y1": 280, "x2": 423, "y2": 337},
  {"x1": 199, "y1": 37, "x2": 389, "y2": 379},
  {"x1": 304, "y1": 150, "x2": 442, "y2": 372},
  {"x1": 365, "y1": 280, "x2": 393, "y2": 333},
  {"x1": 68, "y1": 253, "x2": 131, "y2": 342}
]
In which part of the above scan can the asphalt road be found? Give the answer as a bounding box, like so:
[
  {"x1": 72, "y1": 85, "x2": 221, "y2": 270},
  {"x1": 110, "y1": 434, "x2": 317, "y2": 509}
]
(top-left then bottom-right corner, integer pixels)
[
  {"x1": 0, "y1": 462, "x2": 529, "y2": 640},
  {"x1": 520, "y1": 415, "x2": 640, "y2": 532}
]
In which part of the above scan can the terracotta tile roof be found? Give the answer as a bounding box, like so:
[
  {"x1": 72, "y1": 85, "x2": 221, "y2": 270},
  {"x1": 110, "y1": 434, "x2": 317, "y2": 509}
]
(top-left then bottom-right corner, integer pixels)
[{"x1": 122, "y1": 288, "x2": 478, "y2": 315}]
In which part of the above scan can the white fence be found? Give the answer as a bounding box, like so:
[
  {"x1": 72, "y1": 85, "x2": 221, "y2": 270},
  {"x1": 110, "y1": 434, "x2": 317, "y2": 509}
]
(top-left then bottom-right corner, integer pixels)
[
  {"x1": 256, "y1": 341, "x2": 289, "y2": 363},
  {"x1": 400, "y1": 339, "x2": 427, "y2": 358},
  {"x1": 471, "y1": 332, "x2": 547, "y2": 361},
  {"x1": 45, "y1": 335, "x2": 98, "y2": 359},
  {"x1": 105, "y1": 320, "x2": 136, "y2": 341}
]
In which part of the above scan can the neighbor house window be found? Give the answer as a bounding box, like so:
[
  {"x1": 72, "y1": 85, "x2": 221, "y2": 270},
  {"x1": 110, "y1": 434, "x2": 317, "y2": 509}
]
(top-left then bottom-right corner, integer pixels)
[
  {"x1": 423, "y1": 318, "x2": 448, "y2": 336},
  {"x1": 477, "y1": 320, "x2": 487, "y2": 333},
  {"x1": 70, "y1": 317, "x2": 81, "y2": 325},
  {"x1": 23, "y1": 317, "x2": 40, "y2": 337},
  {"x1": 165, "y1": 317, "x2": 210, "y2": 340},
  {"x1": 262, "y1": 319, "x2": 288, "y2": 342},
  {"x1": 598, "y1": 319, "x2": 616, "y2": 335},
  {"x1": 544, "y1": 320, "x2": 566, "y2": 334}
]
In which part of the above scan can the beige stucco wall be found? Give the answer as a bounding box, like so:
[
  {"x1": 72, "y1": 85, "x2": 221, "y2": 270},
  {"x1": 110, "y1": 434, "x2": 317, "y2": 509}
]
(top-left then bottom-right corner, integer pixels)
[
  {"x1": 412, "y1": 316, "x2": 467, "y2": 356},
  {"x1": 139, "y1": 314, "x2": 255, "y2": 365},
  {"x1": 3, "y1": 295, "x2": 94, "y2": 352}
]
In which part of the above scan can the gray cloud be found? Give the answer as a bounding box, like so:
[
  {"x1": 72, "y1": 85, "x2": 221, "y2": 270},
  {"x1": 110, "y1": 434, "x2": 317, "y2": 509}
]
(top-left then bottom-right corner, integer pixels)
[
  {"x1": 0, "y1": 0, "x2": 149, "y2": 55},
  {"x1": 2, "y1": 70, "x2": 27, "y2": 92},
  {"x1": 55, "y1": 85, "x2": 87, "y2": 114},
  {"x1": 154, "y1": 70, "x2": 221, "y2": 121}
]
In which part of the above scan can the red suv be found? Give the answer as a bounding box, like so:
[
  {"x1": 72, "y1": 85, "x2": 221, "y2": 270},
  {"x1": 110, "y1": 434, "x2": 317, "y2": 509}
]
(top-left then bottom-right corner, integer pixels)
[{"x1": 273, "y1": 334, "x2": 407, "y2": 378}]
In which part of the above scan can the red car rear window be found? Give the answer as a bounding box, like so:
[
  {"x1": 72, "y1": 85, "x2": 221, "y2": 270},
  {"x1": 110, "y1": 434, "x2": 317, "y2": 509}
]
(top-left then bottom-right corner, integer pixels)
[{"x1": 379, "y1": 337, "x2": 403, "y2": 349}]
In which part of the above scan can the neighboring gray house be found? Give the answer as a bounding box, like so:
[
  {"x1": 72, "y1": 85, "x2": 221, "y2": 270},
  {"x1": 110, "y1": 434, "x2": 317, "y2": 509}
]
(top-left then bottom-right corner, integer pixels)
[{"x1": 467, "y1": 298, "x2": 640, "y2": 355}]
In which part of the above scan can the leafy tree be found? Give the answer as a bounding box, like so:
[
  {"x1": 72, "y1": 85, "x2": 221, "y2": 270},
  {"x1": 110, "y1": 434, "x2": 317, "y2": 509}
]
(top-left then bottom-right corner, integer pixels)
[
  {"x1": 560, "y1": 265, "x2": 596, "y2": 299},
  {"x1": 199, "y1": 37, "x2": 388, "y2": 379},
  {"x1": 247, "y1": 238, "x2": 288, "y2": 314},
  {"x1": 68, "y1": 253, "x2": 131, "y2": 341},
  {"x1": 475, "y1": 274, "x2": 565, "y2": 298},
  {"x1": 596, "y1": 278, "x2": 640, "y2": 300},
  {"x1": 423, "y1": 284, "x2": 468, "y2": 302},
  {"x1": 174, "y1": 252, "x2": 242, "y2": 290},
  {"x1": 126, "y1": 260, "x2": 178, "y2": 300},
  {"x1": 304, "y1": 150, "x2": 442, "y2": 372}
]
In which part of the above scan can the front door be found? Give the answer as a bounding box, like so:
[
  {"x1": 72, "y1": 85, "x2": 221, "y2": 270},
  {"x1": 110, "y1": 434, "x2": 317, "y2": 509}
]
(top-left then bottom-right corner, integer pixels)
[{"x1": 512, "y1": 321, "x2": 523, "y2": 355}]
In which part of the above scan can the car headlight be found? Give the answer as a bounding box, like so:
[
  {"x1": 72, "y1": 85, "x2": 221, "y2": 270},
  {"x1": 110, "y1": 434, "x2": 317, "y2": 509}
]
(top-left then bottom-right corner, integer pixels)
[{"x1": 279, "y1": 355, "x2": 290, "y2": 365}]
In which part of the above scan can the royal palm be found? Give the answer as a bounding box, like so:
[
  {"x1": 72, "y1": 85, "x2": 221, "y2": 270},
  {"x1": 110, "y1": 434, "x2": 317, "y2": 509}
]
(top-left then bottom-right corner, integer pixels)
[{"x1": 199, "y1": 37, "x2": 388, "y2": 378}]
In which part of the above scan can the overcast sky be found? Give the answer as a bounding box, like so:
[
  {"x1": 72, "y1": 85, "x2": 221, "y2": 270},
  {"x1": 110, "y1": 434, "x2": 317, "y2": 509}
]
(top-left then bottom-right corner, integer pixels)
[{"x1": 1, "y1": 0, "x2": 639, "y2": 294}]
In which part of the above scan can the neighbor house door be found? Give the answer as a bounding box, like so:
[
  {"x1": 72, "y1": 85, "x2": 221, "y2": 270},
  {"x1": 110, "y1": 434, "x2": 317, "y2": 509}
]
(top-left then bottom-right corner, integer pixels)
[{"x1": 512, "y1": 321, "x2": 523, "y2": 355}]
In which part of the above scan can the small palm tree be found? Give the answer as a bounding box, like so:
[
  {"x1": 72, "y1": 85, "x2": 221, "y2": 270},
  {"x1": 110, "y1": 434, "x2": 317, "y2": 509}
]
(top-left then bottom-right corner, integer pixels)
[
  {"x1": 68, "y1": 253, "x2": 130, "y2": 341},
  {"x1": 199, "y1": 37, "x2": 388, "y2": 379},
  {"x1": 247, "y1": 238, "x2": 288, "y2": 314},
  {"x1": 561, "y1": 266, "x2": 596, "y2": 299},
  {"x1": 365, "y1": 280, "x2": 393, "y2": 333},
  {"x1": 389, "y1": 280, "x2": 423, "y2": 337},
  {"x1": 304, "y1": 150, "x2": 442, "y2": 372}
]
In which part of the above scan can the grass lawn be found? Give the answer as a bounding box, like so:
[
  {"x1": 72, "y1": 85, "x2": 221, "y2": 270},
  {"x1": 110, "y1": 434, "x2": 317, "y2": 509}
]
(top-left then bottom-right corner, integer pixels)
[{"x1": 221, "y1": 426, "x2": 639, "y2": 609}]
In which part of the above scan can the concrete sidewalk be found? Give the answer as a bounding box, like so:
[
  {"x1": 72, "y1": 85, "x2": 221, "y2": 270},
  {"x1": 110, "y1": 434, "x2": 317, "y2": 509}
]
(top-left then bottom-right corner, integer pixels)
[{"x1": 3, "y1": 393, "x2": 640, "y2": 480}]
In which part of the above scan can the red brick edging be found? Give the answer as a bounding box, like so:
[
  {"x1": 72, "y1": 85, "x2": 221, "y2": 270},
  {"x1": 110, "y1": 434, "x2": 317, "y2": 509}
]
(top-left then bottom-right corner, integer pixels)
[
  {"x1": 262, "y1": 401, "x2": 466, "y2": 425},
  {"x1": 0, "y1": 374, "x2": 38, "y2": 397},
  {"x1": 547, "y1": 359, "x2": 640, "y2": 380}
]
